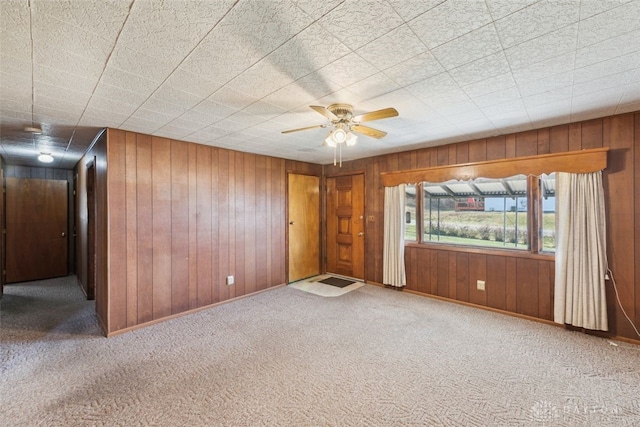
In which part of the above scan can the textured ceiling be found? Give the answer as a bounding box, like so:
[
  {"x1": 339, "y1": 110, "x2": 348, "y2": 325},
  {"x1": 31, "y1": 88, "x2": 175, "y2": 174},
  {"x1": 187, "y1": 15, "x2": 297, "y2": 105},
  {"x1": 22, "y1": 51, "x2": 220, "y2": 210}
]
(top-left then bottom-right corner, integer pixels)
[{"x1": 1, "y1": 0, "x2": 639, "y2": 169}]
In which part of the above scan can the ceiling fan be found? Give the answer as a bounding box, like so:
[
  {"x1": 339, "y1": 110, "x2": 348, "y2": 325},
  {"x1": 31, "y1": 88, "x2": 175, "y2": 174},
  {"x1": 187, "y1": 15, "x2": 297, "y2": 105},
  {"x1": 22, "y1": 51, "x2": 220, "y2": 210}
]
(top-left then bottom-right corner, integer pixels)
[{"x1": 281, "y1": 103, "x2": 399, "y2": 166}]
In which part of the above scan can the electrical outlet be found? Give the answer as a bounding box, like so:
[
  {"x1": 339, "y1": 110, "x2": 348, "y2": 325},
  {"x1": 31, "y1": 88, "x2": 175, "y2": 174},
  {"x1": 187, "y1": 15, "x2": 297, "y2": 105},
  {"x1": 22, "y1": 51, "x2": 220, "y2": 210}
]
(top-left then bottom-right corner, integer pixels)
[
  {"x1": 226, "y1": 275, "x2": 234, "y2": 286},
  {"x1": 477, "y1": 280, "x2": 485, "y2": 291}
]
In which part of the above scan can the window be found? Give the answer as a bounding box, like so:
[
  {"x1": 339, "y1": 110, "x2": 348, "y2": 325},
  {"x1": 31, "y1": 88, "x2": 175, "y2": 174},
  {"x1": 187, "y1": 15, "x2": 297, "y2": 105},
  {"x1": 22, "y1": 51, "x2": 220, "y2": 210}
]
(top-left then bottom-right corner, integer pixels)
[
  {"x1": 381, "y1": 148, "x2": 608, "y2": 255},
  {"x1": 540, "y1": 173, "x2": 556, "y2": 252},
  {"x1": 403, "y1": 174, "x2": 557, "y2": 254},
  {"x1": 421, "y1": 175, "x2": 530, "y2": 250},
  {"x1": 404, "y1": 184, "x2": 417, "y2": 241}
]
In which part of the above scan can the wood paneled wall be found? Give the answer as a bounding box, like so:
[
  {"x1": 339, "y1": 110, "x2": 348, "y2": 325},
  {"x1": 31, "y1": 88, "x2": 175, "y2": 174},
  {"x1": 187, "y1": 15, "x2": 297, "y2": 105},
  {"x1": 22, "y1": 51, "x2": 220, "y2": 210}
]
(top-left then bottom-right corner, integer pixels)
[
  {"x1": 76, "y1": 131, "x2": 109, "y2": 328},
  {"x1": 326, "y1": 112, "x2": 639, "y2": 341},
  {"x1": 80, "y1": 129, "x2": 322, "y2": 335},
  {"x1": 4, "y1": 165, "x2": 75, "y2": 276}
]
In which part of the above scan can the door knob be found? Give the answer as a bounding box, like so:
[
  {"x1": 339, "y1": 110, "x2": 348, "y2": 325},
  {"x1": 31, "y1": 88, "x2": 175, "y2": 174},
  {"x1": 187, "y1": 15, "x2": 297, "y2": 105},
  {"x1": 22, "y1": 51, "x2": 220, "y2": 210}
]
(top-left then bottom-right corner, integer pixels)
[
  {"x1": 289, "y1": 221, "x2": 294, "y2": 225},
  {"x1": 358, "y1": 232, "x2": 364, "y2": 237},
  {"x1": 61, "y1": 232, "x2": 66, "y2": 237}
]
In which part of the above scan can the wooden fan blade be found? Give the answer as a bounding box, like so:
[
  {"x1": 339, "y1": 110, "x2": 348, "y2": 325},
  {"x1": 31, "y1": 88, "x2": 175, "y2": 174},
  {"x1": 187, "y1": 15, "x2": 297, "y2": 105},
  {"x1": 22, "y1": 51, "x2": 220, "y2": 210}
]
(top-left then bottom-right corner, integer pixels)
[
  {"x1": 310, "y1": 105, "x2": 339, "y2": 121},
  {"x1": 281, "y1": 124, "x2": 327, "y2": 134},
  {"x1": 352, "y1": 107, "x2": 398, "y2": 123},
  {"x1": 351, "y1": 124, "x2": 387, "y2": 139}
]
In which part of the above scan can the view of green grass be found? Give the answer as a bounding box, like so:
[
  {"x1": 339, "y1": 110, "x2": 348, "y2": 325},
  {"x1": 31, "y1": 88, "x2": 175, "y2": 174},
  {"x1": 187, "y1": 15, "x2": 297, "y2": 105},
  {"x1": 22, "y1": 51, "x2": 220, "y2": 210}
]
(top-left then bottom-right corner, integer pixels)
[{"x1": 404, "y1": 210, "x2": 556, "y2": 251}]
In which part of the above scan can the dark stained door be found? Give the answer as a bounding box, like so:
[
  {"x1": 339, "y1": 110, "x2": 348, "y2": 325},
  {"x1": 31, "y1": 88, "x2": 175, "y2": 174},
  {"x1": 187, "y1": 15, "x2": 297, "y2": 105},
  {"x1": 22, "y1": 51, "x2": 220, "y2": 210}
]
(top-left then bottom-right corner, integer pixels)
[
  {"x1": 326, "y1": 174, "x2": 365, "y2": 280},
  {"x1": 288, "y1": 173, "x2": 320, "y2": 282},
  {"x1": 6, "y1": 178, "x2": 68, "y2": 283}
]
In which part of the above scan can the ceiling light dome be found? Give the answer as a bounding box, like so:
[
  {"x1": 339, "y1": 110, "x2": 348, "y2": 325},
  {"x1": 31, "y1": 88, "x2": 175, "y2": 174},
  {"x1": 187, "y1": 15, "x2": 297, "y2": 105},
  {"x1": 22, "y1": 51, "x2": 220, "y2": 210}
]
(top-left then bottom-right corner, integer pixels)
[{"x1": 38, "y1": 153, "x2": 54, "y2": 163}]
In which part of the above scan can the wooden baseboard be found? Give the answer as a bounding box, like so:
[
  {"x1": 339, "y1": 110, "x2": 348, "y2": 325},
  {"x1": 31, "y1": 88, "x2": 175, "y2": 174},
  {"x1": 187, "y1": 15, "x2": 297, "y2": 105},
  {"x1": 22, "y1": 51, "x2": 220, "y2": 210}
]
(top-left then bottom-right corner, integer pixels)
[{"x1": 105, "y1": 284, "x2": 286, "y2": 338}]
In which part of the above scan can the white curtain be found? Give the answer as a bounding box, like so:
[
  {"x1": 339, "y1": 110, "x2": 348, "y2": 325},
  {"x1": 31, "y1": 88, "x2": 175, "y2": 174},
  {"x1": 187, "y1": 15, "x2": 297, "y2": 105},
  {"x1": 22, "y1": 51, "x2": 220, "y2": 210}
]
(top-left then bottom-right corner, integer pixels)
[
  {"x1": 554, "y1": 171, "x2": 608, "y2": 331},
  {"x1": 383, "y1": 184, "x2": 406, "y2": 288}
]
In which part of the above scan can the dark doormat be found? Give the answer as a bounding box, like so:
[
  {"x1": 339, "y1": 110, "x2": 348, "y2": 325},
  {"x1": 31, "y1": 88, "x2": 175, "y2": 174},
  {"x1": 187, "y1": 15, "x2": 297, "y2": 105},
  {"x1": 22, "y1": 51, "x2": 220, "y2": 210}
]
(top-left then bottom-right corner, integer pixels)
[{"x1": 318, "y1": 277, "x2": 356, "y2": 288}]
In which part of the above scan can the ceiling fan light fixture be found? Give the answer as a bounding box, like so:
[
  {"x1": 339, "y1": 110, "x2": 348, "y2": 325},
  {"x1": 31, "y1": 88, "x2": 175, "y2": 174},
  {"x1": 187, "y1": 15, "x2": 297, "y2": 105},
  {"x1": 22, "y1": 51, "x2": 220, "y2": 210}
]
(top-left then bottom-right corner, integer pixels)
[
  {"x1": 38, "y1": 152, "x2": 54, "y2": 163},
  {"x1": 345, "y1": 132, "x2": 358, "y2": 146},
  {"x1": 324, "y1": 133, "x2": 337, "y2": 148},
  {"x1": 331, "y1": 128, "x2": 347, "y2": 144}
]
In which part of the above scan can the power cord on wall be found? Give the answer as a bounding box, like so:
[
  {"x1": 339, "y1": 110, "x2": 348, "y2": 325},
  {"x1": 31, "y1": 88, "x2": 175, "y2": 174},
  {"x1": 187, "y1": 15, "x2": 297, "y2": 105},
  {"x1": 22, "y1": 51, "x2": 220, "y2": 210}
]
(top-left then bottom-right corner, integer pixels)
[{"x1": 608, "y1": 268, "x2": 640, "y2": 339}]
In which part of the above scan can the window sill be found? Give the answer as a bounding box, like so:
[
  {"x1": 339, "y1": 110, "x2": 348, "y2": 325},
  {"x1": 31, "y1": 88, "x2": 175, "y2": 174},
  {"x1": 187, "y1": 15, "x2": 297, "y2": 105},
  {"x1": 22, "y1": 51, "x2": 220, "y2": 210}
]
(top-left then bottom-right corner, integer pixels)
[{"x1": 404, "y1": 241, "x2": 556, "y2": 261}]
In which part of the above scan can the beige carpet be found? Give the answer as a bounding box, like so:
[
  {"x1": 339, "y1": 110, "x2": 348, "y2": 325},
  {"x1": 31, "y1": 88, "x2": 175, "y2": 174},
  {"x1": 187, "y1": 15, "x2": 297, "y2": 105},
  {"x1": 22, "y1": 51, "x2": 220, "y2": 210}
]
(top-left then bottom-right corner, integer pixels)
[
  {"x1": 288, "y1": 274, "x2": 365, "y2": 297},
  {"x1": 1, "y1": 275, "x2": 639, "y2": 426}
]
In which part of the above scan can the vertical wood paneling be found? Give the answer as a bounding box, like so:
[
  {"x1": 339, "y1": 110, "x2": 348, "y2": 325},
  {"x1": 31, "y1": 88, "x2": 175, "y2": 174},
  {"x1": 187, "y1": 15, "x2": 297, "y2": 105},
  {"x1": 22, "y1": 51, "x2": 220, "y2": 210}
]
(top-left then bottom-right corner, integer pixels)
[
  {"x1": 171, "y1": 140, "x2": 189, "y2": 314},
  {"x1": 448, "y1": 254, "x2": 457, "y2": 299},
  {"x1": 265, "y1": 157, "x2": 273, "y2": 287},
  {"x1": 486, "y1": 136, "x2": 506, "y2": 161},
  {"x1": 430, "y1": 250, "x2": 438, "y2": 294},
  {"x1": 416, "y1": 148, "x2": 431, "y2": 168},
  {"x1": 228, "y1": 151, "x2": 236, "y2": 298},
  {"x1": 188, "y1": 144, "x2": 198, "y2": 309},
  {"x1": 505, "y1": 135, "x2": 516, "y2": 158},
  {"x1": 456, "y1": 253, "x2": 469, "y2": 302},
  {"x1": 196, "y1": 145, "x2": 212, "y2": 307},
  {"x1": 151, "y1": 137, "x2": 172, "y2": 319},
  {"x1": 486, "y1": 256, "x2": 506, "y2": 310},
  {"x1": 84, "y1": 129, "x2": 301, "y2": 334},
  {"x1": 603, "y1": 114, "x2": 635, "y2": 337},
  {"x1": 581, "y1": 119, "x2": 603, "y2": 149},
  {"x1": 217, "y1": 149, "x2": 230, "y2": 302},
  {"x1": 456, "y1": 142, "x2": 469, "y2": 163},
  {"x1": 244, "y1": 153, "x2": 257, "y2": 294},
  {"x1": 416, "y1": 248, "x2": 431, "y2": 294},
  {"x1": 468, "y1": 253, "x2": 487, "y2": 306},
  {"x1": 275, "y1": 158, "x2": 287, "y2": 285},
  {"x1": 537, "y1": 129, "x2": 550, "y2": 154},
  {"x1": 210, "y1": 148, "x2": 220, "y2": 303},
  {"x1": 515, "y1": 130, "x2": 538, "y2": 157},
  {"x1": 437, "y1": 251, "x2": 449, "y2": 297},
  {"x1": 398, "y1": 150, "x2": 414, "y2": 170},
  {"x1": 368, "y1": 158, "x2": 382, "y2": 283},
  {"x1": 108, "y1": 130, "x2": 127, "y2": 331},
  {"x1": 516, "y1": 258, "x2": 538, "y2": 317},
  {"x1": 125, "y1": 132, "x2": 138, "y2": 327},
  {"x1": 538, "y1": 260, "x2": 552, "y2": 320},
  {"x1": 96, "y1": 136, "x2": 109, "y2": 330},
  {"x1": 568, "y1": 122, "x2": 582, "y2": 151},
  {"x1": 255, "y1": 156, "x2": 268, "y2": 291},
  {"x1": 405, "y1": 247, "x2": 418, "y2": 291},
  {"x1": 136, "y1": 135, "x2": 153, "y2": 323},
  {"x1": 437, "y1": 146, "x2": 449, "y2": 166},
  {"x1": 505, "y1": 257, "x2": 517, "y2": 312},
  {"x1": 549, "y1": 124, "x2": 569, "y2": 153},
  {"x1": 468, "y1": 139, "x2": 487, "y2": 163},
  {"x1": 448, "y1": 145, "x2": 457, "y2": 165},
  {"x1": 234, "y1": 153, "x2": 245, "y2": 295}
]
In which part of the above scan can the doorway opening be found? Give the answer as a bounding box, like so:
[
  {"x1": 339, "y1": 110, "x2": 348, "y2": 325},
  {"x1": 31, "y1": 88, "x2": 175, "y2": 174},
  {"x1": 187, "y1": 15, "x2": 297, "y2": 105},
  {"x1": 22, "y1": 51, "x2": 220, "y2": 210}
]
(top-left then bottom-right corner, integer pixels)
[{"x1": 86, "y1": 161, "x2": 96, "y2": 300}]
